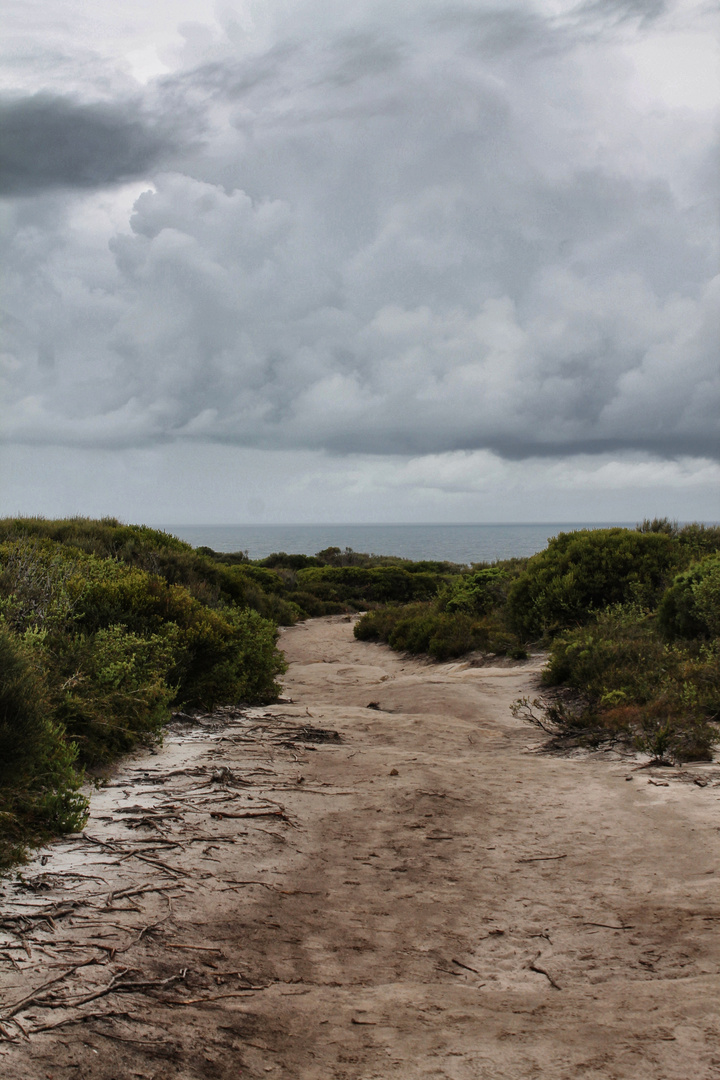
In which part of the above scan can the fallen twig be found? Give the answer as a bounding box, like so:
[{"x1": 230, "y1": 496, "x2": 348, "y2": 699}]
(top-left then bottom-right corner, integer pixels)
[
  {"x1": 583, "y1": 922, "x2": 634, "y2": 930},
  {"x1": 528, "y1": 952, "x2": 561, "y2": 990},
  {"x1": 221, "y1": 880, "x2": 276, "y2": 890},
  {"x1": 2, "y1": 958, "x2": 98, "y2": 1020},
  {"x1": 517, "y1": 854, "x2": 567, "y2": 863},
  {"x1": 164, "y1": 943, "x2": 223, "y2": 953},
  {"x1": 44, "y1": 968, "x2": 188, "y2": 1010},
  {"x1": 451, "y1": 958, "x2": 483, "y2": 976},
  {"x1": 160, "y1": 988, "x2": 265, "y2": 1005},
  {"x1": 30, "y1": 1009, "x2": 133, "y2": 1034},
  {"x1": 106, "y1": 883, "x2": 178, "y2": 905},
  {"x1": 209, "y1": 809, "x2": 294, "y2": 824},
  {"x1": 81, "y1": 834, "x2": 191, "y2": 878}
]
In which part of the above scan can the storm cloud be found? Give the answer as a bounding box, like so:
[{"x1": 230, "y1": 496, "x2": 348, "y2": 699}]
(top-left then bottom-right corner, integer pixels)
[
  {"x1": 1, "y1": 0, "x2": 718, "y2": 489},
  {"x1": 0, "y1": 93, "x2": 181, "y2": 194}
]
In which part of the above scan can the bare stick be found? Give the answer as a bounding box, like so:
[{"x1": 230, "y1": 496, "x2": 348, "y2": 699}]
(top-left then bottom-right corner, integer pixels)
[
  {"x1": 221, "y1": 880, "x2": 276, "y2": 890},
  {"x1": 164, "y1": 944, "x2": 223, "y2": 954},
  {"x1": 209, "y1": 809, "x2": 292, "y2": 822},
  {"x1": 44, "y1": 969, "x2": 188, "y2": 1010},
  {"x1": 31, "y1": 1009, "x2": 133, "y2": 1034},
  {"x1": 517, "y1": 854, "x2": 567, "y2": 863},
  {"x1": 81, "y1": 834, "x2": 191, "y2": 878},
  {"x1": 107, "y1": 883, "x2": 180, "y2": 905},
  {"x1": 528, "y1": 953, "x2": 561, "y2": 990},
  {"x1": 451, "y1": 958, "x2": 483, "y2": 976},
  {"x1": 2, "y1": 958, "x2": 98, "y2": 1020},
  {"x1": 160, "y1": 988, "x2": 265, "y2": 1005},
  {"x1": 584, "y1": 922, "x2": 634, "y2": 930}
]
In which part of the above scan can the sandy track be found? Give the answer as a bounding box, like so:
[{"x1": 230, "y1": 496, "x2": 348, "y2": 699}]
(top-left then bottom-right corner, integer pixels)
[{"x1": 1, "y1": 614, "x2": 720, "y2": 1079}]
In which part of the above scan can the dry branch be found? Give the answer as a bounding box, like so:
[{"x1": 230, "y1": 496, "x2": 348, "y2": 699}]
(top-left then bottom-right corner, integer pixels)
[
  {"x1": 2, "y1": 957, "x2": 98, "y2": 1020},
  {"x1": 44, "y1": 968, "x2": 188, "y2": 1010},
  {"x1": 81, "y1": 833, "x2": 191, "y2": 877},
  {"x1": 30, "y1": 1009, "x2": 133, "y2": 1034},
  {"x1": 209, "y1": 809, "x2": 292, "y2": 823},
  {"x1": 529, "y1": 952, "x2": 561, "y2": 990},
  {"x1": 517, "y1": 854, "x2": 567, "y2": 863}
]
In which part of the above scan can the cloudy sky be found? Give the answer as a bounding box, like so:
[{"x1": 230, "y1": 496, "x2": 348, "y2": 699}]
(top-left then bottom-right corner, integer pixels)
[{"x1": 1, "y1": 0, "x2": 718, "y2": 524}]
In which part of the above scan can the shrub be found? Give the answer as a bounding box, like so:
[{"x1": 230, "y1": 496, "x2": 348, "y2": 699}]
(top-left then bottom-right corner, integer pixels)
[
  {"x1": 0, "y1": 520, "x2": 294, "y2": 866},
  {"x1": 260, "y1": 552, "x2": 322, "y2": 570},
  {"x1": 171, "y1": 606, "x2": 285, "y2": 711},
  {"x1": 0, "y1": 538, "x2": 81, "y2": 633},
  {"x1": 426, "y1": 614, "x2": 481, "y2": 661},
  {"x1": 53, "y1": 625, "x2": 177, "y2": 764},
  {"x1": 297, "y1": 565, "x2": 442, "y2": 606},
  {"x1": 507, "y1": 528, "x2": 681, "y2": 640},
  {"x1": 355, "y1": 602, "x2": 523, "y2": 661},
  {"x1": 658, "y1": 554, "x2": 720, "y2": 640},
  {"x1": 0, "y1": 534, "x2": 286, "y2": 761},
  {"x1": 677, "y1": 523, "x2": 720, "y2": 560},
  {"x1": 445, "y1": 567, "x2": 507, "y2": 615},
  {"x1": 353, "y1": 605, "x2": 406, "y2": 642},
  {"x1": 541, "y1": 605, "x2": 719, "y2": 763},
  {"x1": 0, "y1": 628, "x2": 87, "y2": 866},
  {"x1": 285, "y1": 591, "x2": 345, "y2": 617},
  {"x1": 542, "y1": 604, "x2": 666, "y2": 702}
]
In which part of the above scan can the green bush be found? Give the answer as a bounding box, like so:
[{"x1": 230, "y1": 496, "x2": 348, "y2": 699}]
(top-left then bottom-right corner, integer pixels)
[
  {"x1": 353, "y1": 605, "x2": 406, "y2": 643},
  {"x1": 676, "y1": 523, "x2": 720, "y2": 559},
  {"x1": 386, "y1": 605, "x2": 439, "y2": 654},
  {"x1": 0, "y1": 517, "x2": 298, "y2": 623},
  {"x1": 507, "y1": 528, "x2": 681, "y2": 640},
  {"x1": 284, "y1": 590, "x2": 346, "y2": 617},
  {"x1": 52, "y1": 625, "x2": 177, "y2": 764},
  {"x1": 658, "y1": 554, "x2": 720, "y2": 640},
  {"x1": 355, "y1": 602, "x2": 523, "y2": 661},
  {"x1": 541, "y1": 604, "x2": 719, "y2": 763},
  {"x1": 297, "y1": 565, "x2": 442, "y2": 606},
  {"x1": 543, "y1": 605, "x2": 666, "y2": 702},
  {"x1": 170, "y1": 606, "x2": 285, "y2": 711},
  {"x1": 0, "y1": 628, "x2": 87, "y2": 866},
  {"x1": 426, "y1": 614, "x2": 482, "y2": 661},
  {"x1": 260, "y1": 552, "x2": 322, "y2": 571},
  {"x1": 0, "y1": 532, "x2": 286, "y2": 756},
  {"x1": 0, "y1": 538, "x2": 81, "y2": 633},
  {"x1": 445, "y1": 567, "x2": 507, "y2": 615},
  {"x1": 0, "y1": 521, "x2": 296, "y2": 867}
]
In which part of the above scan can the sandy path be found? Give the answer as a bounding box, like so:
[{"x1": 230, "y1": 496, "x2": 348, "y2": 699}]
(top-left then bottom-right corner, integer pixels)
[{"x1": 1, "y1": 614, "x2": 720, "y2": 1079}]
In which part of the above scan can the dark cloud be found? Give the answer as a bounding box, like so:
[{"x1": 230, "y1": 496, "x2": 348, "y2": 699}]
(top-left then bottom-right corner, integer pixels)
[
  {"x1": 1, "y1": 0, "x2": 717, "y2": 473},
  {"x1": 429, "y1": 6, "x2": 553, "y2": 56},
  {"x1": 576, "y1": 0, "x2": 669, "y2": 27},
  {"x1": 0, "y1": 93, "x2": 180, "y2": 195}
]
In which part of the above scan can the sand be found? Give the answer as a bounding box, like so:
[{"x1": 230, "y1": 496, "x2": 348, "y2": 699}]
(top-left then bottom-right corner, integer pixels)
[{"x1": 1, "y1": 614, "x2": 719, "y2": 1079}]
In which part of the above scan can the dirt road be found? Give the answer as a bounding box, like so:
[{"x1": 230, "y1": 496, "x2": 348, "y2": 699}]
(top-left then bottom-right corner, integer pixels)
[{"x1": 1, "y1": 615, "x2": 719, "y2": 1079}]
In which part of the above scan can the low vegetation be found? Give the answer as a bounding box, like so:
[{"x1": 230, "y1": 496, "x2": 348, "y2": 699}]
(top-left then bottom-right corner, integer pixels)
[
  {"x1": 356, "y1": 520, "x2": 720, "y2": 763},
  {"x1": 2, "y1": 515, "x2": 718, "y2": 867},
  {"x1": 0, "y1": 518, "x2": 462, "y2": 867},
  {"x1": 354, "y1": 565, "x2": 528, "y2": 661}
]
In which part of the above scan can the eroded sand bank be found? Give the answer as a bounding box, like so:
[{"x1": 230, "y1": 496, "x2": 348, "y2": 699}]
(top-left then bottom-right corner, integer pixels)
[{"x1": 1, "y1": 615, "x2": 719, "y2": 1079}]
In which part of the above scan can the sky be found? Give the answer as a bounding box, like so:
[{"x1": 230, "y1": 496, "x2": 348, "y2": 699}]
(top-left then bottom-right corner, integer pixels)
[{"x1": 1, "y1": 0, "x2": 718, "y2": 525}]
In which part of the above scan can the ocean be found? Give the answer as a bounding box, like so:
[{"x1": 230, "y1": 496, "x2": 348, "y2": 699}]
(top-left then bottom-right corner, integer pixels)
[{"x1": 158, "y1": 522, "x2": 635, "y2": 565}]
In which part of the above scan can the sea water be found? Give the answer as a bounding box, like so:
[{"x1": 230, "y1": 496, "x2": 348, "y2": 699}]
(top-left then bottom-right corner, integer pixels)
[{"x1": 157, "y1": 522, "x2": 635, "y2": 565}]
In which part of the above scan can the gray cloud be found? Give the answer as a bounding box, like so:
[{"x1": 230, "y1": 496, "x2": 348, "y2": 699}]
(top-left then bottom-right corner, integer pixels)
[
  {"x1": 1, "y1": 0, "x2": 718, "y2": 468},
  {"x1": 576, "y1": 0, "x2": 669, "y2": 27},
  {"x1": 0, "y1": 93, "x2": 180, "y2": 195}
]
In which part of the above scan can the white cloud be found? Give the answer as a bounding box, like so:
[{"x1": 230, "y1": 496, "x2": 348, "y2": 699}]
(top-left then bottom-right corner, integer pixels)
[
  {"x1": 1, "y1": 442, "x2": 717, "y2": 525},
  {"x1": 0, "y1": 0, "x2": 718, "y2": 520}
]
